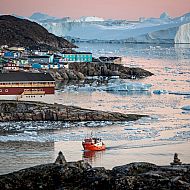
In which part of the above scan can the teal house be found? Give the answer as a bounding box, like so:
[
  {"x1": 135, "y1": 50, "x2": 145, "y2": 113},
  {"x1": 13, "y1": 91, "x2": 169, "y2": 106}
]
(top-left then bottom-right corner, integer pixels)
[{"x1": 61, "y1": 52, "x2": 92, "y2": 62}]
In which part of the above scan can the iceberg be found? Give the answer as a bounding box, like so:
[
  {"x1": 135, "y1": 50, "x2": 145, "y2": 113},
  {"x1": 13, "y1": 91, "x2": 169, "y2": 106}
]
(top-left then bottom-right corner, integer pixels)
[
  {"x1": 153, "y1": 90, "x2": 168, "y2": 95},
  {"x1": 79, "y1": 16, "x2": 104, "y2": 22},
  {"x1": 175, "y1": 23, "x2": 190, "y2": 43},
  {"x1": 29, "y1": 12, "x2": 58, "y2": 21},
  {"x1": 63, "y1": 81, "x2": 152, "y2": 93},
  {"x1": 105, "y1": 83, "x2": 152, "y2": 91},
  {"x1": 181, "y1": 105, "x2": 190, "y2": 111},
  {"x1": 29, "y1": 12, "x2": 190, "y2": 44}
]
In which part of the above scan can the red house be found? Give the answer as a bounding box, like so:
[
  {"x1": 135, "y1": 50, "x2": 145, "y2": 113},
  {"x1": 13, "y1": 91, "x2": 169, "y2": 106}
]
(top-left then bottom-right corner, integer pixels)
[{"x1": 0, "y1": 72, "x2": 55, "y2": 102}]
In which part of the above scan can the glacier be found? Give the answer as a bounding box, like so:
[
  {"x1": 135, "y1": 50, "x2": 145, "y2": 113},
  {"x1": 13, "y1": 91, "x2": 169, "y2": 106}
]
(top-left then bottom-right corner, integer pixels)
[
  {"x1": 31, "y1": 12, "x2": 190, "y2": 44},
  {"x1": 175, "y1": 23, "x2": 190, "y2": 43}
]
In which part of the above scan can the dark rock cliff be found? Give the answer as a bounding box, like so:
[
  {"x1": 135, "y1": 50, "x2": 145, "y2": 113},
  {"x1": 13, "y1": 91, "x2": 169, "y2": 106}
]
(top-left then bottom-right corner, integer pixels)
[{"x1": 0, "y1": 15, "x2": 76, "y2": 50}]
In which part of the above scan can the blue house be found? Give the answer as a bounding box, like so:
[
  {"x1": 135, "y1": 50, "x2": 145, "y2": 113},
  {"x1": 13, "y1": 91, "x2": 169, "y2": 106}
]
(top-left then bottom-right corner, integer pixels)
[
  {"x1": 61, "y1": 52, "x2": 92, "y2": 62},
  {"x1": 4, "y1": 51, "x2": 20, "y2": 59}
]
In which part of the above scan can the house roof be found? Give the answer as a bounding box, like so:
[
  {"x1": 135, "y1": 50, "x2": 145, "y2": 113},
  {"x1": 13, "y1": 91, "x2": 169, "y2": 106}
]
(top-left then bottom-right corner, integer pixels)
[
  {"x1": 0, "y1": 72, "x2": 54, "y2": 82},
  {"x1": 61, "y1": 51, "x2": 92, "y2": 55},
  {"x1": 54, "y1": 54, "x2": 62, "y2": 58},
  {"x1": 28, "y1": 56, "x2": 50, "y2": 59}
]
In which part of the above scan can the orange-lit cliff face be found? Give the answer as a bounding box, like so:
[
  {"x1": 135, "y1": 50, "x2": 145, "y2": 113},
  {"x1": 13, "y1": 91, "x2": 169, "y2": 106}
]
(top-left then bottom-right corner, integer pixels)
[{"x1": 0, "y1": 0, "x2": 189, "y2": 20}]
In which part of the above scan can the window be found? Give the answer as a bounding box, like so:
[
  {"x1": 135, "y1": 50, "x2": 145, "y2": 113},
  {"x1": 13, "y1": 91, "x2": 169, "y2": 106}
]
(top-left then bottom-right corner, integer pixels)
[
  {"x1": 5, "y1": 89, "x2": 8, "y2": 92},
  {"x1": 0, "y1": 89, "x2": 2, "y2": 92}
]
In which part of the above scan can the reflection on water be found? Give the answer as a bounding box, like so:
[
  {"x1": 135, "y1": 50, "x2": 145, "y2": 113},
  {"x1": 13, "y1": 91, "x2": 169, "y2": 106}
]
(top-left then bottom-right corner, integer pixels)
[
  {"x1": 107, "y1": 90, "x2": 151, "y2": 96},
  {"x1": 83, "y1": 150, "x2": 105, "y2": 165},
  {"x1": 0, "y1": 141, "x2": 54, "y2": 175}
]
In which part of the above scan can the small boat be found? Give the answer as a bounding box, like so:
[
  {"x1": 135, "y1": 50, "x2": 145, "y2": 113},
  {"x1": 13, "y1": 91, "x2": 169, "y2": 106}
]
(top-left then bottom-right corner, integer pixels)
[{"x1": 82, "y1": 137, "x2": 106, "y2": 151}]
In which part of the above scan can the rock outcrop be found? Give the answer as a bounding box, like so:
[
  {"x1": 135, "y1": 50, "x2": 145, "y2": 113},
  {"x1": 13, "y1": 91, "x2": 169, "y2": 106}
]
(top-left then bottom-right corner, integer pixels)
[
  {"x1": 50, "y1": 62, "x2": 153, "y2": 80},
  {"x1": 0, "y1": 152, "x2": 190, "y2": 190},
  {"x1": 69, "y1": 62, "x2": 153, "y2": 79},
  {"x1": 0, "y1": 101, "x2": 145, "y2": 122},
  {"x1": 0, "y1": 15, "x2": 76, "y2": 50}
]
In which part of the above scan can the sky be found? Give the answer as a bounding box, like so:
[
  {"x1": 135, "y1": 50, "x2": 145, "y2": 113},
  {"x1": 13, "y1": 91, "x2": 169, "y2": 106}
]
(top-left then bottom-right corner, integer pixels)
[{"x1": 0, "y1": 0, "x2": 190, "y2": 20}]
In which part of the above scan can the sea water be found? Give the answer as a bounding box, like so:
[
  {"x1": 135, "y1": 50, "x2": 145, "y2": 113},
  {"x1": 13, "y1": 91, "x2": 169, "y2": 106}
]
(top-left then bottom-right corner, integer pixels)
[{"x1": 0, "y1": 43, "x2": 190, "y2": 174}]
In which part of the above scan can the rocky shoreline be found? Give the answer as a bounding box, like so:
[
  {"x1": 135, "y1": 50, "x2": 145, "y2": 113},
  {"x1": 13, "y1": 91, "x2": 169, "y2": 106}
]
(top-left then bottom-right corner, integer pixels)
[
  {"x1": 49, "y1": 61, "x2": 153, "y2": 80},
  {"x1": 0, "y1": 101, "x2": 146, "y2": 122},
  {"x1": 0, "y1": 152, "x2": 189, "y2": 190}
]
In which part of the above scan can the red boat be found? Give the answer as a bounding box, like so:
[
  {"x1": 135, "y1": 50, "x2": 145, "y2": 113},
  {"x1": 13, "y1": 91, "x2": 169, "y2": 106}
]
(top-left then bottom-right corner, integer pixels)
[{"x1": 82, "y1": 137, "x2": 106, "y2": 151}]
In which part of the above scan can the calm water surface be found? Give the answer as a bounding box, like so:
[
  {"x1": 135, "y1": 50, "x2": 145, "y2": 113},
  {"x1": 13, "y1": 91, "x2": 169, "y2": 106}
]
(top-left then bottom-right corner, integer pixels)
[{"x1": 0, "y1": 43, "x2": 190, "y2": 174}]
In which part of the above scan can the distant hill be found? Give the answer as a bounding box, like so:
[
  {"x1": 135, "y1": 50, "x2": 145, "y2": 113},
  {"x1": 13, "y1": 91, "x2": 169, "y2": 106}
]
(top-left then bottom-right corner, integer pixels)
[{"x1": 0, "y1": 15, "x2": 76, "y2": 50}]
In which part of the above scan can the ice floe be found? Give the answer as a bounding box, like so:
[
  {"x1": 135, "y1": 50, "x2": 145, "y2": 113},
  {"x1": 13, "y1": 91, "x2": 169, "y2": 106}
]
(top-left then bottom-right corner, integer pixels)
[
  {"x1": 153, "y1": 90, "x2": 168, "y2": 95},
  {"x1": 181, "y1": 105, "x2": 190, "y2": 111},
  {"x1": 63, "y1": 80, "x2": 152, "y2": 93}
]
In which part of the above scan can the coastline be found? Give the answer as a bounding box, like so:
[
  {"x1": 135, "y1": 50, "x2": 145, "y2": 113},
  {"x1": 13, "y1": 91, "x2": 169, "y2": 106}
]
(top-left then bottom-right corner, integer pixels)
[
  {"x1": 0, "y1": 100, "x2": 146, "y2": 122},
  {"x1": 0, "y1": 151, "x2": 189, "y2": 190}
]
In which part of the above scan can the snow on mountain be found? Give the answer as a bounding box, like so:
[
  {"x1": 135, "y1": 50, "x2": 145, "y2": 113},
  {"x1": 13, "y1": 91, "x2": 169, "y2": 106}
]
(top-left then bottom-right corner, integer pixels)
[
  {"x1": 31, "y1": 12, "x2": 190, "y2": 44},
  {"x1": 175, "y1": 23, "x2": 190, "y2": 43}
]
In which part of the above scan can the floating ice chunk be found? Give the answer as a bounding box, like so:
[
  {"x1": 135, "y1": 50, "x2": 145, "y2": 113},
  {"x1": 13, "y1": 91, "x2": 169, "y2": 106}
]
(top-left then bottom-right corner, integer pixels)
[
  {"x1": 153, "y1": 89, "x2": 168, "y2": 94},
  {"x1": 150, "y1": 115, "x2": 159, "y2": 120},
  {"x1": 112, "y1": 105, "x2": 128, "y2": 109},
  {"x1": 105, "y1": 82, "x2": 152, "y2": 91},
  {"x1": 182, "y1": 111, "x2": 190, "y2": 114},
  {"x1": 124, "y1": 127, "x2": 138, "y2": 130},
  {"x1": 23, "y1": 131, "x2": 38, "y2": 136},
  {"x1": 181, "y1": 105, "x2": 190, "y2": 111}
]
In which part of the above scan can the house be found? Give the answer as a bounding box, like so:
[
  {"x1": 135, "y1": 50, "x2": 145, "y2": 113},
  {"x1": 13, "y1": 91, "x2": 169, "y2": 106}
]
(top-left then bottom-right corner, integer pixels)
[
  {"x1": 0, "y1": 50, "x2": 4, "y2": 57},
  {"x1": 32, "y1": 63, "x2": 64, "y2": 70},
  {"x1": 0, "y1": 72, "x2": 55, "y2": 102},
  {"x1": 33, "y1": 50, "x2": 49, "y2": 56},
  {"x1": 8, "y1": 47, "x2": 25, "y2": 51},
  {"x1": 17, "y1": 58, "x2": 29, "y2": 65},
  {"x1": 3, "y1": 63, "x2": 19, "y2": 71},
  {"x1": 28, "y1": 55, "x2": 54, "y2": 64},
  {"x1": 3, "y1": 51, "x2": 21, "y2": 59},
  {"x1": 61, "y1": 52, "x2": 92, "y2": 62},
  {"x1": 53, "y1": 55, "x2": 64, "y2": 63}
]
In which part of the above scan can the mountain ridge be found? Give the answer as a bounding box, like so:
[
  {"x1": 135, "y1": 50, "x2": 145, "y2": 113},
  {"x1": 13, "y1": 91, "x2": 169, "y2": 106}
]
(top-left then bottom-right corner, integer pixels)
[{"x1": 0, "y1": 15, "x2": 76, "y2": 50}]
